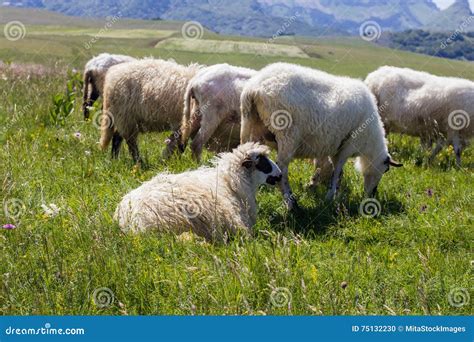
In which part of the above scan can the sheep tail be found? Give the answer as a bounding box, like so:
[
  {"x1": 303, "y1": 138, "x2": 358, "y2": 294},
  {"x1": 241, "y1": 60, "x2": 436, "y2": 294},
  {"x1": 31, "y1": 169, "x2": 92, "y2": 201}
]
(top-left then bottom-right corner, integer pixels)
[
  {"x1": 180, "y1": 85, "x2": 194, "y2": 145},
  {"x1": 240, "y1": 88, "x2": 257, "y2": 143},
  {"x1": 99, "y1": 104, "x2": 114, "y2": 150},
  {"x1": 241, "y1": 87, "x2": 257, "y2": 120}
]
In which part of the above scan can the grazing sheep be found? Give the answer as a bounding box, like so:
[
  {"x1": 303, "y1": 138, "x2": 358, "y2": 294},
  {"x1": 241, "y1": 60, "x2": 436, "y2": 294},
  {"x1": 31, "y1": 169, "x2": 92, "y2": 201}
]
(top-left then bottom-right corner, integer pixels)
[
  {"x1": 240, "y1": 62, "x2": 402, "y2": 209},
  {"x1": 99, "y1": 58, "x2": 203, "y2": 163},
  {"x1": 82, "y1": 53, "x2": 136, "y2": 119},
  {"x1": 115, "y1": 142, "x2": 282, "y2": 240},
  {"x1": 365, "y1": 66, "x2": 473, "y2": 167},
  {"x1": 179, "y1": 63, "x2": 257, "y2": 161}
]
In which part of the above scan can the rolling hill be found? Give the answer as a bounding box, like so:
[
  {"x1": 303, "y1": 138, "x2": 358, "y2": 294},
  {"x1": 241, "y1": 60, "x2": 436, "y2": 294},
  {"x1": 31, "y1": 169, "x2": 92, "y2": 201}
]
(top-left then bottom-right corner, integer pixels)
[{"x1": 2, "y1": 0, "x2": 474, "y2": 37}]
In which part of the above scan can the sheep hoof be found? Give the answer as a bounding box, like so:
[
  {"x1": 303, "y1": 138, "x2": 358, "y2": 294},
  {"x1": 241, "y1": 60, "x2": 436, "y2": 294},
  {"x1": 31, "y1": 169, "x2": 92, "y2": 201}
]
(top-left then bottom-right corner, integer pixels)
[
  {"x1": 325, "y1": 191, "x2": 335, "y2": 202},
  {"x1": 284, "y1": 196, "x2": 298, "y2": 211}
]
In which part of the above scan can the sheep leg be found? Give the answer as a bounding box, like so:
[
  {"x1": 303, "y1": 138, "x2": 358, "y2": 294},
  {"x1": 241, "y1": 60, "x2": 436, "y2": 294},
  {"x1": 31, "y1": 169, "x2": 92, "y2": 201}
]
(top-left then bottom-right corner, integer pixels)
[
  {"x1": 276, "y1": 144, "x2": 297, "y2": 210},
  {"x1": 325, "y1": 155, "x2": 348, "y2": 201},
  {"x1": 420, "y1": 135, "x2": 433, "y2": 150},
  {"x1": 451, "y1": 133, "x2": 462, "y2": 167},
  {"x1": 191, "y1": 114, "x2": 223, "y2": 162},
  {"x1": 111, "y1": 132, "x2": 124, "y2": 159},
  {"x1": 184, "y1": 105, "x2": 203, "y2": 143},
  {"x1": 126, "y1": 135, "x2": 141, "y2": 164},
  {"x1": 428, "y1": 138, "x2": 446, "y2": 164},
  {"x1": 162, "y1": 129, "x2": 182, "y2": 159},
  {"x1": 308, "y1": 157, "x2": 333, "y2": 187}
]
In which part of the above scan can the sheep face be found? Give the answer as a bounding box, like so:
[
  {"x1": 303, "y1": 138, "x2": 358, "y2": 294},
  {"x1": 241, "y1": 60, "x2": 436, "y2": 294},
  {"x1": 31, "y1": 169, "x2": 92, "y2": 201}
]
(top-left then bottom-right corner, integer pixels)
[
  {"x1": 241, "y1": 152, "x2": 282, "y2": 186},
  {"x1": 362, "y1": 155, "x2": 403, "y2": 196}
]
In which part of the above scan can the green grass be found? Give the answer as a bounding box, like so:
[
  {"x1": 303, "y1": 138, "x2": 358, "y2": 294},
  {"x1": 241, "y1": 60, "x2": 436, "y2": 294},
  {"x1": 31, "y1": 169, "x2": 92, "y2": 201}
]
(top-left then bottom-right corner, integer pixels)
[{"x1": 0, "y1": 9, "x2": 473, "y2": 315}]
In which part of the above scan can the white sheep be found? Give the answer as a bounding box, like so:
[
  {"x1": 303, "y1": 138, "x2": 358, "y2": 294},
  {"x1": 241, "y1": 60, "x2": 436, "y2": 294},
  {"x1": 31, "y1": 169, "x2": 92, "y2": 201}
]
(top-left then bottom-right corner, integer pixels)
[
  {"x1": 240, "y1": 62, "x2": 402, "y2": 209},
  {"x1": 115, "y1": 142, "x2": 282, "y2": 240},
  {"x1": 179, "y1": 63, "x2": 257, "y2": 161},
  {"x1": 365, "y1": 66, "x2": 473, "y2": 167},
  {"x1": 82, "y1": 53, "x2": 136, "y2": 119},
  {"x1": 99, "y1": 58, "x2": 203, "y2": 163}
]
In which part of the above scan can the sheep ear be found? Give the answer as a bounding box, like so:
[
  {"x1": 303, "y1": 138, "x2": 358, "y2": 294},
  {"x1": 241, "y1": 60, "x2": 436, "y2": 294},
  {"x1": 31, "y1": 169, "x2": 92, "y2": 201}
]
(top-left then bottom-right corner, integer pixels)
[
  {"x1": 389, "y1": 158, "x2": 403, "y2": 167},
  {"x1": 242, "y1": 158, "x2": 253, "y2": 169}
]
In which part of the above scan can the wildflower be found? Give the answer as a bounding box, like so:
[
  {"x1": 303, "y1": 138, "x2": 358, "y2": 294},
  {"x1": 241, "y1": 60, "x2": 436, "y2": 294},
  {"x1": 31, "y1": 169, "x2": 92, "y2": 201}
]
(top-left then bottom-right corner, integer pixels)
[
  {"x1": 426, "y1": 188, "x2": 433, "y2": 197},
  {"x1": 74, "y1": 132, "x2": 82, "y2": 139},
  {"x1": 2, "y1": 224, "x2": 16, "y2": 229},
  {"x1": 41, "y1": 203, "x2": 61, "y2": 218},
  {"x1": 85, "y1": 150, "x2": 91, "y2": 156}
]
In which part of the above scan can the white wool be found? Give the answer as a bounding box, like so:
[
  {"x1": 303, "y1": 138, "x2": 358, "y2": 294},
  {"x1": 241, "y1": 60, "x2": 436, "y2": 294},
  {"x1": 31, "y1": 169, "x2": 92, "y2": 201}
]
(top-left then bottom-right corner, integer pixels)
[
  {"x1": 365, "y1": 66, "x2": 473, "y2": 165},
  {"x1": 241, "y1": 62, "x2": 392, "y2": 202},
  {"x1": 180, "y1": 63, "x2": 257, "y2": 160},
  {"x1": 84, "y1": 53, "x2": 136, "y2": 73},
  {"x1": 82, "y1": 53, "x2": 136, "y2": 119},
  {"x1": 100, "y1": 58, "x2": 203, "y2": 161},
  {"x1": 83, "y1": 53, "x2": 136, "y2": 96},
  {"x1": 114, "y1": 142, "x2": 279, "y2": 240}
]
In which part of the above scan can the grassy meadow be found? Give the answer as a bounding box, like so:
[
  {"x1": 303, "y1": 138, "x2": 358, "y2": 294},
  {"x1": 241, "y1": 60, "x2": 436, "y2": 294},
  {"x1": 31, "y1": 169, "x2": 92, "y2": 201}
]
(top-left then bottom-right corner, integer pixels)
[{"x1": 0, "y1": 8, "x2": 473, "y2": 315}]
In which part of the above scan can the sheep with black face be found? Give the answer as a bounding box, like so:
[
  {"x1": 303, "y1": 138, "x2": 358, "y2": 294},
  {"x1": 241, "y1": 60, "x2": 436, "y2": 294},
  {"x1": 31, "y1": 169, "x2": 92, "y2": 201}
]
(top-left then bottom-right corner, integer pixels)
[{"x1": 115, "y1": 142, "x2": 281, "y2": 240}]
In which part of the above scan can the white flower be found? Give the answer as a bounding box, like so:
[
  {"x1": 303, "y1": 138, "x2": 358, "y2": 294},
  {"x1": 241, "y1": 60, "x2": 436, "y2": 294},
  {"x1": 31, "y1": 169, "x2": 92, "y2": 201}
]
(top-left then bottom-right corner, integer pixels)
[{"x1": 41, "y1": 203, "x2": 61, "y2": 217}]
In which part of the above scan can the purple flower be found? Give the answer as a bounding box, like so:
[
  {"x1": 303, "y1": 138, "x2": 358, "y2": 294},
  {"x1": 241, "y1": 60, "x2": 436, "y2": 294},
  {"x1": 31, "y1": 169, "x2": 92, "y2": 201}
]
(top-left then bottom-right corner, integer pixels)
[
  {"x1": 2, "y1": 224, "x2": 16, "y2": 229},
  {"x1": 74, "y1": 132, "x2": 82, "y2": 139},
  {"x1": 426, "y1": 188, "x2": 433, "y2": 197},
  {"x1": 419, "y1": 205, "x2": 428, "y2": 213}
]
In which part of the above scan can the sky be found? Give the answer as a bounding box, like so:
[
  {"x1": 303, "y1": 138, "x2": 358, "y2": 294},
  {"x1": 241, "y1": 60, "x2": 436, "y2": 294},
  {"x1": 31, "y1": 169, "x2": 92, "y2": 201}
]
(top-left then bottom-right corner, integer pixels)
[{"x1": 433, "y1": 0, "x2": 474, "y2": 10}]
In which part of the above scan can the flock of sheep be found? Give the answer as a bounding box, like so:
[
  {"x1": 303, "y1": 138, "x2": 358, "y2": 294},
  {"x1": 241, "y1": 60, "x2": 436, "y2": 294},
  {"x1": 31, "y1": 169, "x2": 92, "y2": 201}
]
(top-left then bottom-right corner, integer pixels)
[{"x1": 82, "y1": 53, "x2": 473, "y2": 240}]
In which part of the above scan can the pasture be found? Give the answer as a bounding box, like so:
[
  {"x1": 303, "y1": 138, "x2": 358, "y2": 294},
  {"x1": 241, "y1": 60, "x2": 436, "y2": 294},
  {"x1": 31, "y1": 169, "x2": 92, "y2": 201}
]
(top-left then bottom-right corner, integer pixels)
[{"x1": 0, "y1": 8, "x2": 472, "y2": 315}]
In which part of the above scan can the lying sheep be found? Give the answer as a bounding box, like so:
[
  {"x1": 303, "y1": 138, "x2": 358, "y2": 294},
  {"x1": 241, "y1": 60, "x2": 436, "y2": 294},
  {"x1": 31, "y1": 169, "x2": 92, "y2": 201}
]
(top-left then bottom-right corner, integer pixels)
[
  {"x1": 82, "y1": 53, "x2": 136, "y2": 119},
  {"x1": 115, "y1": 142, "x2": 282, "y2": 240},
  {"x1": 100, "y1": 58, "x2": 203, "y2": 163},
  {"x1": 180, "y1": 64, "x2": 257, "y2": 161},
  {"x1": 241, "y1": 62, "x2": 402, "y2": 209},
  {"x1": 365, "y1": 66, "x2": 473, "y2": 167}
]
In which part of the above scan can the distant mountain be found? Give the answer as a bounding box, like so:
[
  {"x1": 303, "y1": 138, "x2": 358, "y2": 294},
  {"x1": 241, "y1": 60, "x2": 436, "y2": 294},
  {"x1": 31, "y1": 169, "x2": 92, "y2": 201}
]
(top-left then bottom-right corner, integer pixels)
[
  {"x1": 423, "y1": 0, "x2": 474, "y2": 31},
  {"x1": 2, "y1": 0, "x2": 474, "y2": 37}
]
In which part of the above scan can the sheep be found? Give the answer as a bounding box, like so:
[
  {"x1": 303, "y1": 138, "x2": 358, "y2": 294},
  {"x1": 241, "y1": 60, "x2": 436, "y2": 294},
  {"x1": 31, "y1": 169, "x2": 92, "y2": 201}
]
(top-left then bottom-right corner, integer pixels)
[
  {"x1": 365, "y1": 66, "x2": 473, "y2": 167},
  {"x1": 240, "y1": 62, "x2": 402, "y2": 209},
  {"x1": 99, "y1": 58, "x2": 203, "y2": 163},
  {"x1": 179, "y1": 63, "x2": 257, "y2": 161},
  {"x1": 115, "y1": 142, "x2": 282, "y2": 240},
  {"x1": 82, "y1": 53, "x2": 136, "y2": 119}
]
